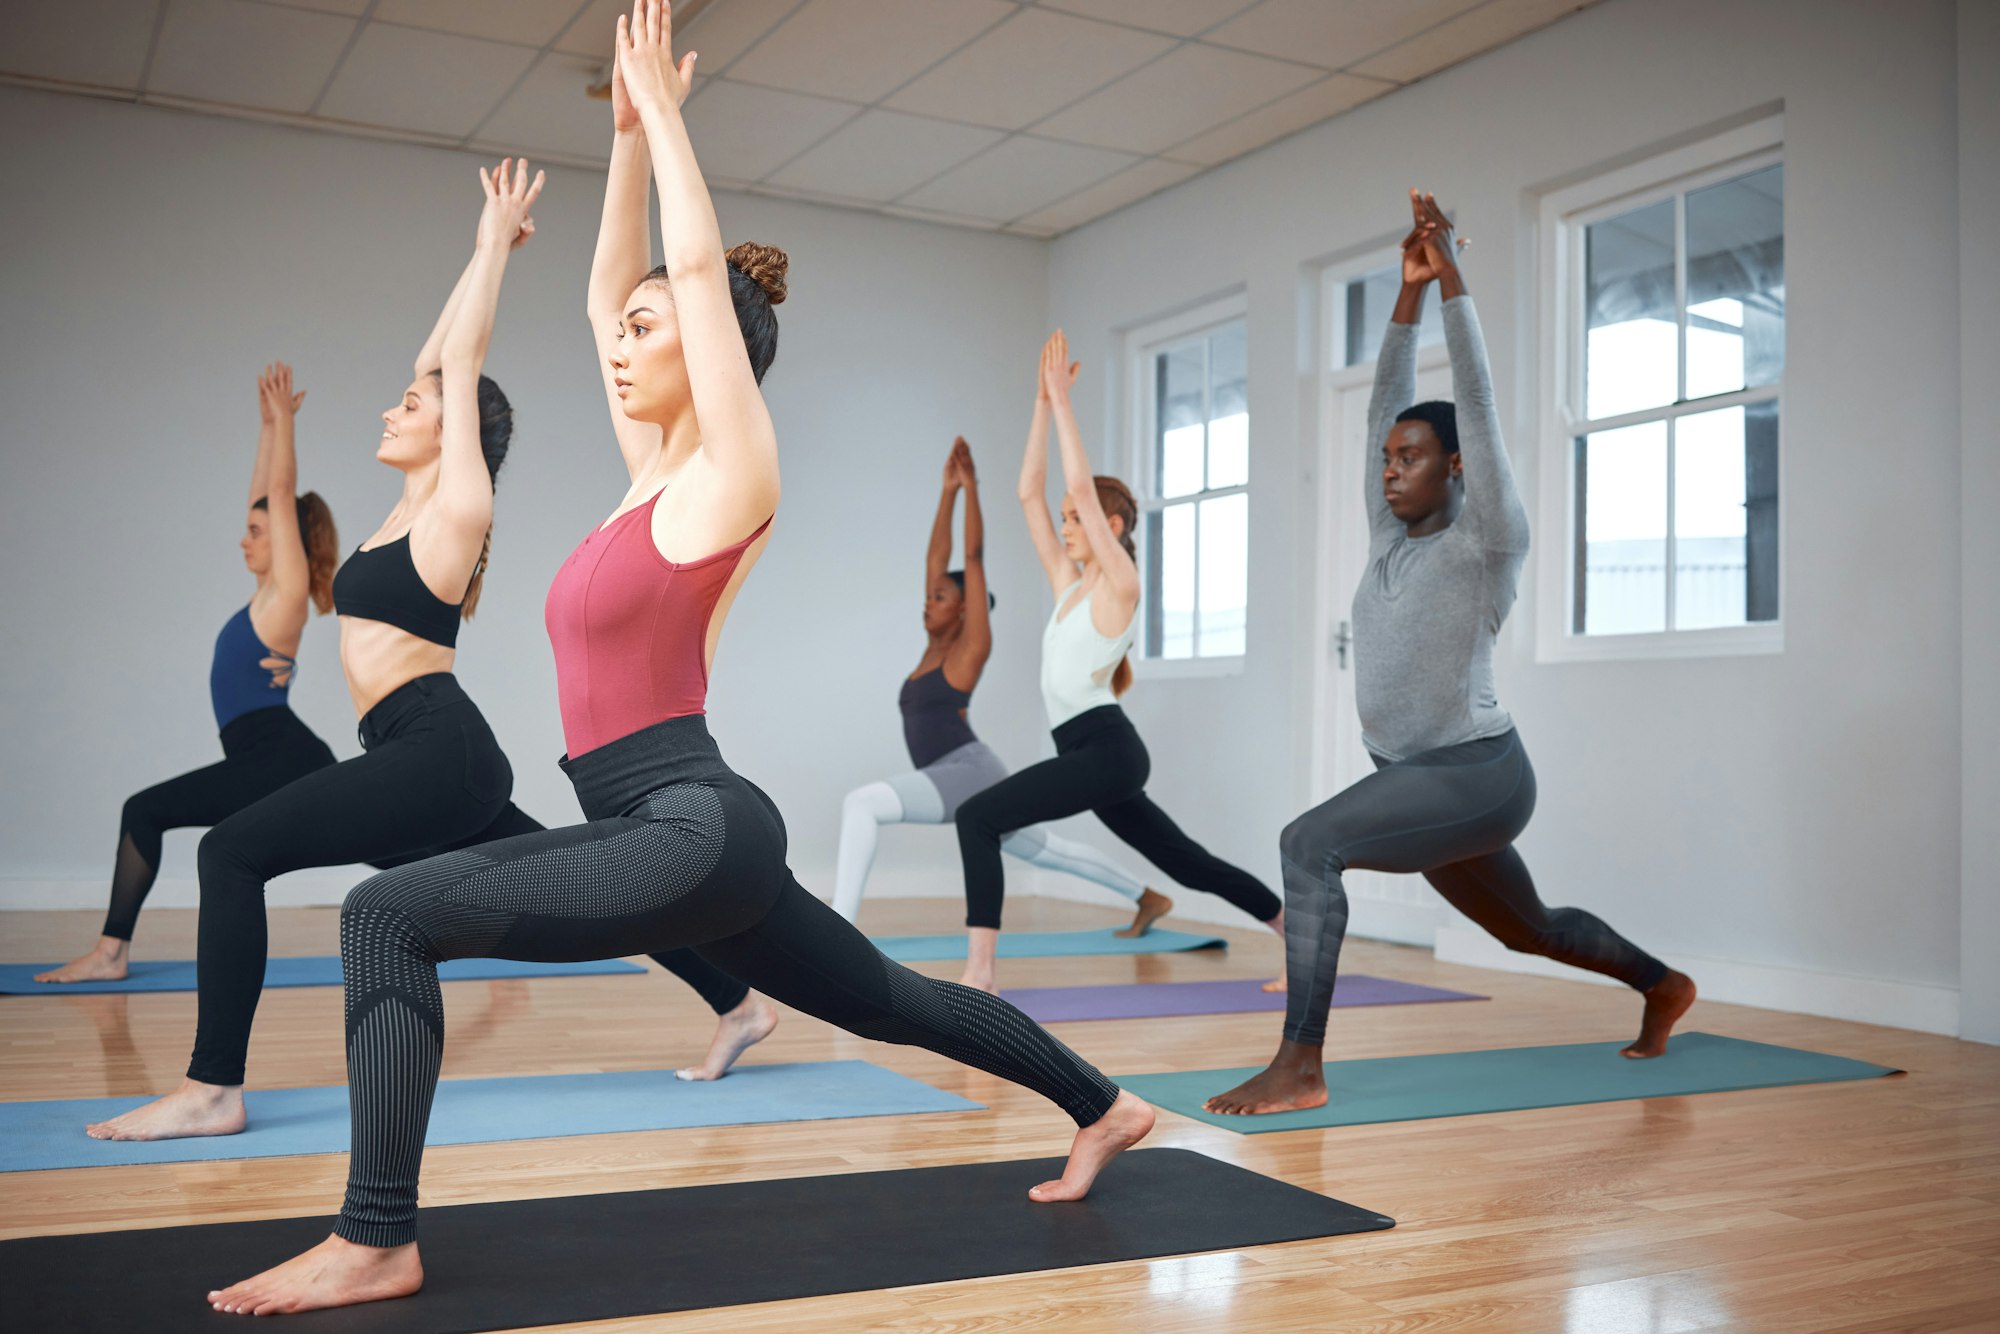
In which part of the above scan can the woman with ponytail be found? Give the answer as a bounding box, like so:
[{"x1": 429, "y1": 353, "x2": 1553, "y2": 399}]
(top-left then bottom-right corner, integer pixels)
[
  {"x1": 950, "y1": 331, "x2": 1286, "y2": 994},
  {"x1": 36, "y1": 363, "x2": 348, "y2": 984},
  {"x1": 86, "y1": 162, "x2": 552, "y2": 1142}
]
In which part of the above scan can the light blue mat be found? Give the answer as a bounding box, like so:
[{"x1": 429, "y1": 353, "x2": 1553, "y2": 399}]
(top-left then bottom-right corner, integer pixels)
[
  {"x1": 1118, "y1": 1032, "x2": 1902, "y2": 1135},
  {"x1": 0, "y1": 955, "x2": 647, "y2": 995},
  {"x1": 0, "y1": 1060, "x2": 981, "y2": 1172},
  {"x1": 872, "y1": 928, "x2": 1226, "y2": 962}
]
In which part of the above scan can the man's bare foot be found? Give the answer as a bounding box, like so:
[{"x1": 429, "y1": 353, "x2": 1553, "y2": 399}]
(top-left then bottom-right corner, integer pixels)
[
  {"x1": 1114, "y1": 887, "x2": 1174, "y2": 938},
  {"x1": 209, "y1": 1233, "x2": 422, "y2": 1316},
  {"x1": 1622, "y1": 969, "x2": 1696, "y2": 1058},
  {"x1": 1204, "y1": 1038, "x2": 1327, "y2": 1115},
  {"x1": 86, "y1": 1078, "x2": 244, "y2": 1141},
  {"x1": 676, "y1": 994, "x2": 779, "y2": 1081},
  {"x1": 1029, "y1": 1091, "x2": 1154, "y2": 1202},
  {"x1": 34, "y1": 937, "x2": 131, "y2": 983}
]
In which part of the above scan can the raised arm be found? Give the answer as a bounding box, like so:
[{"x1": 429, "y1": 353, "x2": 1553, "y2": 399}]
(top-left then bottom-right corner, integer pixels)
[
  {"x1": 620, "y1": 0, "x2": 775, "y2": 536},
  {"x1": 248, "y1": 371, "x2": 275, "y2": 507},
  {"x1": 1416, "y1": 193, "x2": 1528, "y2": 553},
  {"x1": 926, "y1": 441, "x2": 959, "y2": 591},
  {"x1": 1365, "y1": 203, "x2": 1438, "y2": 537},
  {"x1": 255, "y1": 363, "x2": 311, "y2": 631},
  {"x1": 1043, "y1": 330, "x2": 1139, "y2": 618},
  {"x1": 948, "y1": 438, "x2": 993, "y2": 679},
  {"x1": 413, "y1": 256, "x2": 478, "y2": 381},
  {"x1": 1016, "y1": 363, "x2": 1073, "y2": 595}
]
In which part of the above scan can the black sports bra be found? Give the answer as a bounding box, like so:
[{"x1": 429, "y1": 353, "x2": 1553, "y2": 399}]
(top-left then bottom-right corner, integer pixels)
[{"x1": 331, "y1": 534, "x2": 464, "y2": 648}]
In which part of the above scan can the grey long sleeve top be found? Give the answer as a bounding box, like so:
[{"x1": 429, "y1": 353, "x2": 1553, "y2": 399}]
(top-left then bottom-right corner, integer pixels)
[{"x1": 1351, "y1": 294, "x2": 1531, "y2": 761}]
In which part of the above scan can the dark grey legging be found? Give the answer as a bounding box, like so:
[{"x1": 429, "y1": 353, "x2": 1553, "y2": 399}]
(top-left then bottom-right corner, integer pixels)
[{"x1": 1280, "y1": 729, "x2": 1666, "y2": 1045}]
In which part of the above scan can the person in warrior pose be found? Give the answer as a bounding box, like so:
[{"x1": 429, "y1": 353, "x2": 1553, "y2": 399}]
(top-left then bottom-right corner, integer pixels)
[
  {"x1": 831, "y1": 435, "x2": 1171, "y2": 934},
  {"x1": 1206, "y1": 192, "x2": 1696, "y2": 1117},
  {"x1": 205, "y1": 3, "x2": 1151, "y2": 1313},
  {"x1": 950, "y1": 331, "x2": 1287, "y2": 995},
  {"x1": 37, "y1": 365, "x2": 342, "y2": 984}
]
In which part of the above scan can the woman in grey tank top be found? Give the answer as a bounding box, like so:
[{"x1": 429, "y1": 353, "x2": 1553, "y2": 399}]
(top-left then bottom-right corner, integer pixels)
[{"x1": 1207, "y1": 193, "x2": 1694, "y2": 1118}]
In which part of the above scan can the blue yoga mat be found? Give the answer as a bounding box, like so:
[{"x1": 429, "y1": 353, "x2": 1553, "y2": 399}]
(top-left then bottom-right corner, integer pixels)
[
  {"x1": 1118, "y1": 1032, "x2": 1902, "y2": 1135},
  {"x1": 0, "y1": 955, "x2": 646, "y2": 995},
  {"x1": 0, "y1": 1060, "x2": 981, "y2": 1172},
  {"x1": 872, "y1": 928, "x2": 1226, "y2": 962}
]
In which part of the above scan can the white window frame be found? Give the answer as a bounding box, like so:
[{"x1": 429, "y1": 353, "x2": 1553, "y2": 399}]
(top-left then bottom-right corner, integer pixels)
[
  {"x1": 1124, "y1": 292, "x2": 1250, "y2": 681},
  {"x1": 1534, "y1": 113, "x2": 1787, "y2": 663}
]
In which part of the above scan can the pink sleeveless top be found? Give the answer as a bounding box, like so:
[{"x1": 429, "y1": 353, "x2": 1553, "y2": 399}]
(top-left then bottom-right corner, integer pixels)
[{"x1": 544, "y1": 488, "x2": 770, "y2": 757}]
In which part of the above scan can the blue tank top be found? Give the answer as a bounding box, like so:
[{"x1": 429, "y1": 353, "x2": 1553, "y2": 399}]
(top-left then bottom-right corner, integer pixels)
[
  {"x1": 210, "y1": 605, "x2": 294, "y2": 730},
  {"x1": 899, "y1": 666, "x2": 977, "y2": 769}
]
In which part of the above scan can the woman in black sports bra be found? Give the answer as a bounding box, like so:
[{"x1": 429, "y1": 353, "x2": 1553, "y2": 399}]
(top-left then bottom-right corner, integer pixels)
[{"x1": 85, "y1": 161, "x2": 554, "y2": 1144}]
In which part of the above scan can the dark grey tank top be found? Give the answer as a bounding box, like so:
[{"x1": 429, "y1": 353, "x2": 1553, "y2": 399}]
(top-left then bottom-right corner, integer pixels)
[{"x1": 899, "y1": 666, "x2": 977, "y2": 768}]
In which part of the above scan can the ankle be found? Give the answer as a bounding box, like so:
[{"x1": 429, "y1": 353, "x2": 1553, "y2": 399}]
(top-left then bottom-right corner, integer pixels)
[{"x1": 96, "y1": 937, "x2": 131, "y2": 959}]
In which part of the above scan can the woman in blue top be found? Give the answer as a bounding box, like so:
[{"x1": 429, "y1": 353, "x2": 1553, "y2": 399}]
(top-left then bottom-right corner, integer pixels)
[{"x1": 37, "y1": 364, "x2": 343, "y2": 984}]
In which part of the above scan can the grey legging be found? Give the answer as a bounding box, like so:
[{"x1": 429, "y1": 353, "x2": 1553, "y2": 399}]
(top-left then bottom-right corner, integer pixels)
[{"x1": 1280, "y1": 728, "x2": 1666, "y2": 1045}]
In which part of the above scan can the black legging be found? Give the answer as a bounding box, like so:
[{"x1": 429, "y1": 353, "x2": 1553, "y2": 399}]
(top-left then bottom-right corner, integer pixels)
[
  {"x1": 333, "y1": 713, "x2": 1121, "y2": 1247},
  {"x1": 102, "y1": 705, "x2": 336, "y2": 941},
  {"x1": 1280, "y1": 728, "x2": 1667, "y2": 1046},
  {"x1": 955, "y1": 705, "x2": 1282, "y2": 930}
]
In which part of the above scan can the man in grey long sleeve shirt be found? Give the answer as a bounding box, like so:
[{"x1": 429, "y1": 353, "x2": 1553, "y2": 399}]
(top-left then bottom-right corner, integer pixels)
[{"x1": 1208, "y1": 193, "x2": 1693, "y2": 1118}]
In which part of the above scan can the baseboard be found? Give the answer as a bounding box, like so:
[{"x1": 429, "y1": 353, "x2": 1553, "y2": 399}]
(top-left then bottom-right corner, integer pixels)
[{"x1": 1433, "y1": 923, "x2": 1962, "y2": 1037}]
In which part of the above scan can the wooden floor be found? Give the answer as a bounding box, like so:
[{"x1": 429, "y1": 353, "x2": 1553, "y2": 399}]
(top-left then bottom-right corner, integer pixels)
[{"x1": 3, "y1": 898, "x2": 1997, "y2": 1332}]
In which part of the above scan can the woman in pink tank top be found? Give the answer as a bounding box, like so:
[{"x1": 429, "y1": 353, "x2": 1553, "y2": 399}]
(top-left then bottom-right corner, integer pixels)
[{"x1": 208, "y1": 3, "x2": 1153, "y2": 1315}]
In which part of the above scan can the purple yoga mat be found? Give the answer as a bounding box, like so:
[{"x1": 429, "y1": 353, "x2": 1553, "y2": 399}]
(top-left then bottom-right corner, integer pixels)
[{"x1": 1000, "y1": 975, "x2": 1485, "y2": 1023}]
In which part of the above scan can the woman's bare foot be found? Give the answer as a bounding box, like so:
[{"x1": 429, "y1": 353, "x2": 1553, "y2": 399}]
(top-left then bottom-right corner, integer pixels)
[
  {"x1": 1114, "y1": 887, "x2": 1174, "y2": 938},
  {"x1": 676, "y1": 994, "x2": 779, "y2": 1081},
  {"x1": 959, "y1": 926, "x2": 1000, "y2": 995},
  {"x1": 1029, "y1": 1090, "x2": 1154, "y2": 1202},
  {"x1": 1258, "y1": 910, "x2": 1288, "y2": 991},
  {"x1": 1622, "y1": 969, "x2": 1696, "y2": 1058},
  {"x1": 34, "y1": 937, "x2": 131, "y2": 983},
  {"x1": 1204, "y1": 1038, "x2": 1327, "y2": 1115},
  {"x1": 209, "y1": 1233, "x2": 422, "y2": 1316},
  {"x1": 956, "y1": 969, "x2": 1000, "y2": 996},
  {"x1": 1260, "y1": 969, "x2": 1287, "y2": 994},
  {"x1": 86, "y1": 1078, "x2": 244, "y2": 1141}
]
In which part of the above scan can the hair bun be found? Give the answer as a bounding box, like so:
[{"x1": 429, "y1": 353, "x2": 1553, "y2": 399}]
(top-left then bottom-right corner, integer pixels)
[{"x1": 726, "y1": 242, "x2": 788, "y2": 305}]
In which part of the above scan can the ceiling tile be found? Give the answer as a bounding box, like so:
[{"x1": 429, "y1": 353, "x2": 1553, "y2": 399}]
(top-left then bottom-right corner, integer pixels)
[
  {"x1": 880, "y1": 202, "x2": 1005, "y2": 231},
  {"x1": 678, "y1": 77, "x2": 858, "y2": 180},
  {"x1": 728, "y1": 0, "x2": 1013, "y2": 103},
  {"x1": 147, "y1": 0, "x2": 353, "y2": 112},
  {"x1": 256, "y1": 0, "x2": 370, "y2": 14},
  {"x1": 316, "y1": 23, "x2": 535, "y2": 137},
  {"x1": 472, "y1": 51, "x2": 619, "y2": 159},
  {"x1": 1014, "y1": 155, "x2": 1199, "y2": 232},
  {"x1": 551, "y1": 0, "x2": 624, "y2": 59},
  {"x1": 372, "y1": 0, "x2": 583, "y2": 49},
  {"x1": 884, "y1": 7, "x2": 1174, "y2": 132},
  {"x1": 641, "y1": 0, "x2": 802, "y2": 69},
  {"x1": 1031, "y1": 41, "x2": 1320, "y2": 154},
  {"x1": 1163, "y1": 71, "x2": 1390, "y2": 165},
  {"x1": 0, "y1": 0, "x2": 160, "y2": 89},
  {"x1": 1033, "y1": 0, "x2": 1259, "y2": 38},
  {"x1": 900, "y1": 135, "x2": 1137, "y2": 222},
  {"x1": 768, "y1": 109, "x2": 1001, "y2": 202},
  {"x1": 1206, "y1": 0, "x2": 1488, "y2": 70},
  {"x1": 1351, "y1": 0, "x2": 1596, "y2": 84}
]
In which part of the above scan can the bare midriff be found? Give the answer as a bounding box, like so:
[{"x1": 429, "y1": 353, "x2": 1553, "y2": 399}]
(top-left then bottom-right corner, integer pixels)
[{"x1": 339, "y1": 617, "x2": 457, "y2": 717}]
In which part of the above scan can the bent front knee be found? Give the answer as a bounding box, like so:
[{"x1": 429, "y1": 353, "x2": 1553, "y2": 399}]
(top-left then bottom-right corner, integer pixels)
[{"x1": 1278, "y1": 817, "x2": 1342, "y2": 877}]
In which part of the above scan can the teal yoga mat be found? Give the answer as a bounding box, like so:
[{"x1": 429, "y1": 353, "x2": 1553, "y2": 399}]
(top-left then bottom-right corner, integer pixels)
[
  {"x1": 1118, "y1": 1032, "x2": 1901, "y2": 1134},
  {"x1": 0, "y1": 955, "x2": 646, "y2": 995},
  {"x1": 873, "y1": 927, "x2": 1226, "y2": 962},
  {"x1": 0, "y1": 1061, "x2": 981, "y2": 1172}
]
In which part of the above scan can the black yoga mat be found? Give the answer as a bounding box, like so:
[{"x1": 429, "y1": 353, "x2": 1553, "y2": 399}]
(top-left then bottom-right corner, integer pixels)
[{"x1": 7, "y1": 1148, "x2": 1391, "y2": 1332}]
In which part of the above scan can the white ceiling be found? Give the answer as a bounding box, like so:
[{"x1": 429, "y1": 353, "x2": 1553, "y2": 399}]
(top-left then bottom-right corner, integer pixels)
[{"x1": 0, "y1": 0, "x2": 1601, "y2": 237}]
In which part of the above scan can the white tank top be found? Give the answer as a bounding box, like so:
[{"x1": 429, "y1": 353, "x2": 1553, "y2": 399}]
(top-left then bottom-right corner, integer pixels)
[{"x1": 1040, "y1": 579, "x2": 1137, "y2": 728}]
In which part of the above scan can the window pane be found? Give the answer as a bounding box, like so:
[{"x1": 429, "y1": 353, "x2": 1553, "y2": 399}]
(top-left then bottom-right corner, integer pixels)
[
  {"x1": 1686, "y1": 164, "x2": 1785, "y2": 398},
  {"x1": 1196, "y1": 493, "x2": 1247, "y2": 657},
  {"x1": 1152, "y1": 502, "x2": 1196, "y2": 660},
  {"x1": 1670, "y1": 399, "x2": 1780, "y2": 629},
  {"x1": 1207, "y1": 324, "x2": 1249, "y2": 488},
  {"x1": 1585, "y1": 198, "x2": 1677, "y2": 419},
  {"x1": 1342, "y1": 264, "x2": 1443, "y2": 367},
  {"x1": 1575, "y1": 420, "x2": 1667, "y2": 635},
  {"x1": 1156, "y1": 343, "x2": 1205, "y2": 499},
  {"x1": 1207, "y1": 412, "x2": 1248, "y2": 490}
]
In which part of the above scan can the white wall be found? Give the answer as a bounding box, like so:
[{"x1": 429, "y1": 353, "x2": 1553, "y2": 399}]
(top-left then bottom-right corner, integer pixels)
[
  {"x1": 1044, "y1": 0, "x2": 1970, "y2": 1032},
  {"x1": 0, "y1": 83, "x2": 1055, "y2": 908}
]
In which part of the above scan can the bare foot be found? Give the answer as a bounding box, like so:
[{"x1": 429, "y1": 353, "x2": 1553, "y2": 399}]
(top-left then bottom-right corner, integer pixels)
[
  {"x1": 676, "y1": 994, "x2": 779, "y2": 1081},
  {"x1": 1114, "y1": 887, "x2": 1174, "y2": 938},
  {"x1": 1029, "y1": 1090, "x2": 1155, "y2": 1202},
  {"x1": 960, "y1": 926, "x2": 1000, "y2": 995},
  {"x1": 1204, "y1": 1039, "x2": 1327, "y2": 1115},
  {"x1": 1622, "y1": 969, "x2": 1696, "y2": 1058},
  {"x1": 1258, "y1": 911, "x2": 1287, "y2": 991},
  {"x1": 34, "y1": 937, "x2": 131, "y2": 983},
  {"x1": 209, "y1": 1233, "x2": 422, "y2": 1316},
  {"x1": 86, "y1": 1078, "x2": 244, "y2": 1141},
  {"x1": 1260, "y1": 969, "x2": 1287, "y2": 994},
  {"x1": 956, "y1": 969, "x2": 1000, "y2": 996}
]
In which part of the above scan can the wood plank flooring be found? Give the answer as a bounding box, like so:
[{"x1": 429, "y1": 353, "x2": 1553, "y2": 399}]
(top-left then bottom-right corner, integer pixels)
[{"x1": 3, "y1": 899, "x2": 1995, "y2": 1331}]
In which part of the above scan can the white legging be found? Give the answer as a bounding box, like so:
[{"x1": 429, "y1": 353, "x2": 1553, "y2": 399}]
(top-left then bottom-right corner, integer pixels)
[{"x1": 832, "y1": 776, "x2": 1146, "y2": 922}]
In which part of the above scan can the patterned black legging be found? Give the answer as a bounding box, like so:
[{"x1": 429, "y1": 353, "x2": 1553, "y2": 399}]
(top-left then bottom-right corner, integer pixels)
[
  {"x1": 334, "y1": 714, "x2": 1122, "y2": 1248},
  {"x1": 1280, "y1": 728, "x2": 1667, "y2": 1046}
]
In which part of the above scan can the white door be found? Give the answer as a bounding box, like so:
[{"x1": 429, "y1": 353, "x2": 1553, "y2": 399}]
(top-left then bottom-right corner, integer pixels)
[{"x1": 1309, "y1": 362, "x2": 1451, "y2": 944}]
